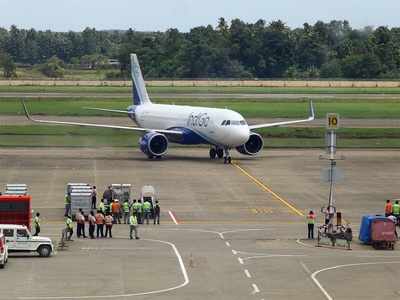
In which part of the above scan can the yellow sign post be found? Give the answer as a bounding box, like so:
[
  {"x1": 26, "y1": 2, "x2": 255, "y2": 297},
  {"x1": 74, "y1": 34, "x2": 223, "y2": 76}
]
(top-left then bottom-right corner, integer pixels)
[{"x1": 326, "y1": 113, "x2": 340, "y2": 130}]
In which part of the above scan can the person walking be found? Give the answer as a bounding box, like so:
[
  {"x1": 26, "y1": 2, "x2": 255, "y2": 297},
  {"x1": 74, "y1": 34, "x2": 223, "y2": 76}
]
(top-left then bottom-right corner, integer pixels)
[
  {"x1": 385, "y1": 200, "x2": 393, "y2": 217},
  {"x1": 122, "y1": 200, "x2": 130, "y2": 224},
  {"x1": 76, "y1": 209, "x2": 86, "y2": 238},
  {"x1": 143, "y1": 200, "x2": 151, "y2": 225},
  {"x1": 65, "y1": 215, "x2": 73, "y2": 241},
  {"x1": 153, "y1": 200, "x2": 160, "y2": 225},
  {"x1": 64, "y1": 192, "x2": 71, "y2": 216},
  {"x1": 104, "y1": 213, "x2": 113, "y2": 238},
  {"x1": 95, "y1": 210, "x2": 105, "y2": 238},
  {"x1": 88, "y1": 211, "x2": 96, "y2": 239},
  {"x1": 33, "y1": 212, "x2": 41, "y2": 236},
  {"x1": 91, "y1": 186, "x2": 97, "y2": 209},
  {"x1": 129, "y1": 214, "x2": 139, "y2": 240},
  {"x1": 393, "y1": 200, "x2": 400, "y2": 225},
  {"x1": 111, "y1": 200, "x2": 121, "y2": 224},
  {"x1": 307, "y1": 210, "x2": 315, "y2": 239}
]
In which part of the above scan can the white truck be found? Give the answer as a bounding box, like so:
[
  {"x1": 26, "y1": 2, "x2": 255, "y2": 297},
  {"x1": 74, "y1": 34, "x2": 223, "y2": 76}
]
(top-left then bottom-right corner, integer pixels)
[
  {"x1": 0, "y1": 224, "x2": 54, "y2": 257},
  {"x1": 0, "y1": 233, "x2": 8, "y2": 268}
]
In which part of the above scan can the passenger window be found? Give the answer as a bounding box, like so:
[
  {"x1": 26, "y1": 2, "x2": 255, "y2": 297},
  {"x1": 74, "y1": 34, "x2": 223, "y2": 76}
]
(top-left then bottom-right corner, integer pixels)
[
  {"x1": 17, "y1": 229, "x2": 28, "y2": 238},
  {"x1": 3, "y1": 229, "x2": 14, "y2": 237}
]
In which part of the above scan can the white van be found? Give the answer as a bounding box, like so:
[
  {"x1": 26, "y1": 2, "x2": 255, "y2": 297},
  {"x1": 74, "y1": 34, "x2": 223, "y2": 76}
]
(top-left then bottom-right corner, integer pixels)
[
  {"x1": 0, "y1": 224, "x2": 54, "y2": 257},
  {"x1": 0, "y1": 233, "x2": 8, "y2": 268}
]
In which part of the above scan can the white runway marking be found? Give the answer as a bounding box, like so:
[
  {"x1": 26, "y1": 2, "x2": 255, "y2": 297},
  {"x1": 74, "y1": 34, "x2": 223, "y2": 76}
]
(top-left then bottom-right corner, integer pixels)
[
  {"x1": 296, "y1": 239, "x2": 315, "y2": 248},
  {"x1": 18, "y1": 239, "x2": 189, "y2": 300},
  {"x1": 238, "y1": 257, "x2": 244, "y2": 264},
  {"x1": 243, "y1": 254, "x2": 306, "y2": 260},
  {"x1": 251, "y1": 283, "x2": 260, "y2": 294},
  {"x1": 232, "y1": 249, "x2": 237, "y2": 255},
  {"x1": 168, "y1": 210, "x2": 179, "y2": 225},
  {"x1": 311, "y1": 261, "x2": 400, "y2": 300},
  {"x1": 225, "y1": 241, "x2": 231, "y2": 247},
  {"x1": 300, "y1": 261, "x2": 311, "y2": 274},
  {"x1": 244, "y1": 269, "x2": 252, "y2": 278}
]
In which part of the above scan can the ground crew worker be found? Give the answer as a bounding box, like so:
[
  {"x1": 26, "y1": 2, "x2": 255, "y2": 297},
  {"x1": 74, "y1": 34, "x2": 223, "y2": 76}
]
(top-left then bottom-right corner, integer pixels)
[
  {"x1": 143, "y1": 200, "x2": 151, "y2": 224},
  {"x1": 344, "y1": 223, "x2": 353, "y2": 250},
  {"x1": 137, "y1": 200, "x2": 143, "y2": 224},
  {"x1": 65, "y1": 215, "x2": 73, "y2": 241},
  {"x1": 307, "y1": 210, "x2": 315, "y2": 239},
  {"x1": 129, "y1": 214, "x2": 139, "y2": 240},
  {"x1": 154, "y1": 200, "x2": 160, "y2": 225},
  {"x1": 76, "y1": 209, "x2": 86, "y2": 238},
  {"x1": 111, "y1": 200, "x2": 121, "y2": 224},
  {"x1": 132, "y1": 200, "x2": 139, "y2": 218},
  {"x1": 64, "y1": 192, "x2": 71, "y2": 216},
  {"x1": 33, "y1": 212, "x2": 40, "y2": 236},
  {"x1": 88, "y1": 210, "x2": 96, "y2": 239},
  {"x1": 104, "y1": 213, "x2": 113, "y2": 238},
  {"x1": 385, "y1": 199, "x2": 393, "y2": 217},
  {"x1": 91, "y1": 186, "x2": 97, "y2": 209},
  {"x1": 122, "y1": 200, "x2": 130, "y2": 224},
  {"x1": 95, "y1": 210, "x2": 105, "y2": 238},
  {"x1": 393, "y1": 200, "x2": 400, "y2": 225},
  {"x1": 103, "y1": 186, "x2": 113, "y2": 204},
  {"x1": 99, "y1": 199, "x2": 105, "y2": 214}
]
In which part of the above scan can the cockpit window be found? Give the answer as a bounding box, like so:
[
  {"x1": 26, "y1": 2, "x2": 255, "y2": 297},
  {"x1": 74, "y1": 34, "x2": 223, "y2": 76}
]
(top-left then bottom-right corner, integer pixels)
[
  {"x1": 226, "y1": 120, "x2": 230, "y2": 126},
  {"x1": 221, "y1": 120, "x2": 226, "y2": 126},
  {"x1": 240, "y1": 120, "x2": 246, "y2": 125}
]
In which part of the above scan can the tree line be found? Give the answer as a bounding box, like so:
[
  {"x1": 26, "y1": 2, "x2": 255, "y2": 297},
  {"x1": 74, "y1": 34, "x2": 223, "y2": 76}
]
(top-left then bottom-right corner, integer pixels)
[{"x1": 1, "y1": 18, "x2": 400, "y2": 79}]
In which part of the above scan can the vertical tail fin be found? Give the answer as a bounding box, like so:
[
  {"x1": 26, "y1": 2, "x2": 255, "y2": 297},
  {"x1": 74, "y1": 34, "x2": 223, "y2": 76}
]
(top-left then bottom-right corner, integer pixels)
[{"x1": 131, "y1": 54, "x2": 151, "y2": 105}]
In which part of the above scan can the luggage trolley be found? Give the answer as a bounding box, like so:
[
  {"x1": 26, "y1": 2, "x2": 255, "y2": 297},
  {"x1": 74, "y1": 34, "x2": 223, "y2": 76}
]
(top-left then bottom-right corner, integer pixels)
[
  {"x1": 67, "y1": 183, "x2": 92, "y2": 219},
  {"x1": 111, "y1": 184, "x2": 131, "y2": 202}
]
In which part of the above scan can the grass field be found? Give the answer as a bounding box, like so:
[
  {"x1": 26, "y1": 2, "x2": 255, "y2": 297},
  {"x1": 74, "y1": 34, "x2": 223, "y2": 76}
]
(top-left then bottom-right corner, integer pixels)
[
  {"x1": 3, "y1": 85, "x2": 400, "y2": 94},
  {"x1": 1, "y1": 125, "x2": 399, "y2": 148},
  {"x1": 3, "y1": 98, "x2": 400, "y2": 119}
]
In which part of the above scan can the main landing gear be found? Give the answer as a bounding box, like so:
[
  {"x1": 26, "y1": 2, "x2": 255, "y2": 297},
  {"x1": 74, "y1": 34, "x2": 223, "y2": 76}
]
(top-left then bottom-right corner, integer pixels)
[
  {"x1": 209, "y1": 147, "x2": 231, "y2": 164},
  {"x1": 209, "y1": 147, "x2": 224, "y2": 160}
]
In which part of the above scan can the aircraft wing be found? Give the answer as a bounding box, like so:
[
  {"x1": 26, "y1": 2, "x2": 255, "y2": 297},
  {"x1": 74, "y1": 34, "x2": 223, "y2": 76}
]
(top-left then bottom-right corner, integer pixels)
[
  {"x1": 84, "y1": 107, "x2": 130, "y2": 114},
  {"x1": 248, "y1": 101, "x2": 315, "y2": 130},
  {"x1": 21, "y1": 101, "x2": 182, "y2": 135}
]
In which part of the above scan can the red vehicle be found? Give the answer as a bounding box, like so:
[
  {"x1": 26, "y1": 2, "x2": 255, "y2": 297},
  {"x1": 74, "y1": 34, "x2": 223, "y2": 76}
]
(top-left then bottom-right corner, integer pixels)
[
  {"x1": 0, "y1": 195, "x2": 31, "y2": 229},
  {"x1": 371, "y1": 218, "x2": 396, "y2": 250}
]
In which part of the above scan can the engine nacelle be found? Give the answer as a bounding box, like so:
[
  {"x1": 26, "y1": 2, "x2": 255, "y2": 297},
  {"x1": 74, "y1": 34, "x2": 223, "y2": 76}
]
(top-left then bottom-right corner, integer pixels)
[
  {"x1": 236, "y1": 132, "x2": 263, "y2": 156},
  {"x1": 139, "y1": 132, "x2": 169, "y2": 158}
]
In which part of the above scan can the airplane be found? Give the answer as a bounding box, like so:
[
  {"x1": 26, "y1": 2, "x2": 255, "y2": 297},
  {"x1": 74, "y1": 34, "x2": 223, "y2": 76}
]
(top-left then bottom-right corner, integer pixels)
[{"x1": 22, "y1": 53, "x2": 315, "y2": 164}]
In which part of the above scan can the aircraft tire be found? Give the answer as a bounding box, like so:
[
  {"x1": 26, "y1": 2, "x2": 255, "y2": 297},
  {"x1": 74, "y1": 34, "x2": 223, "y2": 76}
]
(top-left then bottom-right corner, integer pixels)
[
  {"x1": 209, "y1": 148, "x2": 217, "y2": 159},
  {"x1": 216, "y1": 148, "x2": 224, "y2": 159}
]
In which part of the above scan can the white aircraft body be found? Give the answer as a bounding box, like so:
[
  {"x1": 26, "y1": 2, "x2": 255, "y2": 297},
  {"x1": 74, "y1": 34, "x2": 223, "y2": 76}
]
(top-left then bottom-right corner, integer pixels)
[{"x1": 23, "y1": 54, "x2": 315, "y2": 163}]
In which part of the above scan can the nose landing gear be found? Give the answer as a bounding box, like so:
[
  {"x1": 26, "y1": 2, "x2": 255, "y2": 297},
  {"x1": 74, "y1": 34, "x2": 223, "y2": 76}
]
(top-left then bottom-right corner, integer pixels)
[{"x1": 223, "y1": 148, "x2": 232, "y2": 164}]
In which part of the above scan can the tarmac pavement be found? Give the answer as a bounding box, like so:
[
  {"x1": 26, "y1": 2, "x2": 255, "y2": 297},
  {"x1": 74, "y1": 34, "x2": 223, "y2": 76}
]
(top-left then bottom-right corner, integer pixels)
[{"x1": 0, "y1": 148, "x2": 399, "y2": 299}]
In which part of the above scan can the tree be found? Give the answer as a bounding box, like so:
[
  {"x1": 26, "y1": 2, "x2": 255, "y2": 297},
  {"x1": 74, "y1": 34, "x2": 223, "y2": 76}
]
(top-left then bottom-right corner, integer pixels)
[
  {"x1": 0, "y1": 53, "x2": 16, "y2": 78},
  {"x1": 37, "y1": 56, "x2": 65, "y2": 78}
]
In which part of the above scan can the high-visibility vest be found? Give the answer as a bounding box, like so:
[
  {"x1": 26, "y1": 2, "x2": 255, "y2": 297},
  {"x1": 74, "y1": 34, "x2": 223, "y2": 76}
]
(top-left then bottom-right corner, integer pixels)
[
  {"x1": 99, "y1": 202, "x2": 105, "y2": 213},
  {"x1": 105, "y1": 215, "x2": 113, "y2": 225},
  {"x1": 65, "y1": 195, "x2": 70, "y2": 205},
  {"x1": 143, "y1": 202, "x2": 151, "y2": 212},
  {"x1": 95, "y1": 213, "x2": 104, "y2": 224},
  {"x1": 393, "y1": 204, "x2": 400, "y2": 215},
  {"x1": 123, "y1": 202, "x2": 130, "y2": 213},
  {"x1": 132, "y1": 203, "x2": 139, "y2": 213},
  {"x1": 307, "y1": 214, "x2": 315, "y2": 225},
  {"x1": 130, "y1": 215, "x2": 138, "y2": 225},
  {"x1": 65, "y1": 217, "x2": 73, "y2": 229},
  {"x1": 385, "y1": 203, "x2": 393, "y2": 214},
  {"x1": 137, "y1": 203, "x2": 143, "y2": 213}
]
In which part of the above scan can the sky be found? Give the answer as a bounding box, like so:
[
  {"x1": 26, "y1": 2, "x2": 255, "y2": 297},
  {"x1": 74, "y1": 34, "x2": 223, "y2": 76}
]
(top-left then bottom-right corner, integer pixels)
[{"x1": 1, "y1": 0, "x2": 399, "y2": 32}]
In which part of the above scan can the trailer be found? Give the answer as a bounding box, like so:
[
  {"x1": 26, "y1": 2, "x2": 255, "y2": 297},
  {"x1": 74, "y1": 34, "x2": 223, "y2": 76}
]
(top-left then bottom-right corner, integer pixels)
[
  {"x1": 359, "y1": 215, "x2": 396, "y2": 250},
  {"x1": 111, "y1": 184, "x2": 131, "y2": 202},
  {"x1": 67, "y1": 183, "x2": 92, "y2": 219}
]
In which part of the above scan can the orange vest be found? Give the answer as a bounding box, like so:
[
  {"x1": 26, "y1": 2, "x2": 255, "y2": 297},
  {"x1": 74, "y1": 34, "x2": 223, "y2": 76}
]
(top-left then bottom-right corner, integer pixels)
[
  {"x1": 111, "y1": 202, "x2": 120, "y2": 213},
  {"x1": 105, "y1": 215, "x2": 113, "y2": 225},
  {"x1": 385, "y1": 203, "x2": 393, "y2": 214},
  {"x1": 95, "y1": 213, "x2": 104, "y2": 225}
]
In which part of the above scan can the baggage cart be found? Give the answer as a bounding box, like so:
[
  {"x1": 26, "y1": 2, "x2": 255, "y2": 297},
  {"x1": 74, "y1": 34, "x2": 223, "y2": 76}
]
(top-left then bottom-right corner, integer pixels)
[
  {"x1": 371, "y1": 218, "x2": 396, "y2": 250},
  {"x1": 141, "y1": 185, "x2": 156, "y2": 218},
  {"x1": 111, "y1": 184, "x2": 131, "y2": 202}
]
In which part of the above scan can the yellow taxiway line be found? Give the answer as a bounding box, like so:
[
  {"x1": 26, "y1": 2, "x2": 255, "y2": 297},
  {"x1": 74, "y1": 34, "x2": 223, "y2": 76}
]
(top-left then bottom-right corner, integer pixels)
[{"x1": 233, "y1": 162, "x2": 304, "y2": 217}]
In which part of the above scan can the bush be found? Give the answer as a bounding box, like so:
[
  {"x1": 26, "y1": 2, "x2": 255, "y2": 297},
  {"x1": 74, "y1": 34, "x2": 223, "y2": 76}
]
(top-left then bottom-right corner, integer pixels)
[{"x1": 37, "y1": 56, "x2": 65, "y2": 78}]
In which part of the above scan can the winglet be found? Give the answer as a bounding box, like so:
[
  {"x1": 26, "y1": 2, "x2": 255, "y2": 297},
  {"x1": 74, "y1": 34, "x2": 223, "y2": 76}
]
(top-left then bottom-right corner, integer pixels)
[
  {"x1": 21, "y1": 99, "x2": 34, "y2": 121},
  {"x1": 309, "y1": 100, "x2": 315, "y2": 120}
]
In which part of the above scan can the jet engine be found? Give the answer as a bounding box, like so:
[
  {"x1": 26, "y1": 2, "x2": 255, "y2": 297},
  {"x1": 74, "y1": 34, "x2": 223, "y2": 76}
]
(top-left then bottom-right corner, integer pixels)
[
  {"x1": 139, "y1": 132, "x2": 169, "y2": 158},
  {"x1": 236, "y1": 132, "x2": 263, "y2": 155}
]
